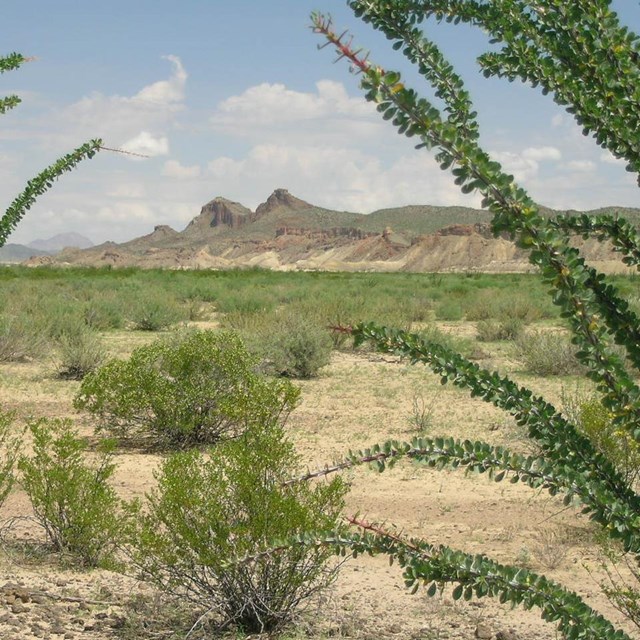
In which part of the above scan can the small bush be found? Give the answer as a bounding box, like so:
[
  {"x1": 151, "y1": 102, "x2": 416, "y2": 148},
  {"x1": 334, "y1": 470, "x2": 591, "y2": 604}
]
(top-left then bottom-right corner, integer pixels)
[
  {"x1": 577, "y1": 397, "x2": 640, "y2": 488},
  {"x1": 0, "y1": 410, "x2": 22, "y2": 509},
  {"x1": 465, "y1": 291, "x2": 548, "y2": 323},
  {"x1": 128, "y1": 293, "x2": 185, "y2": 331},
  {"x1": 129, "y1": 422, "x2": 346, "y2": 633},
  {"x1": 260, "y1": 315, "x2": 333, "y2": 379},
  {"x1": 516, "y1": 330, "x2": 584, "y2": 376},
  {"x1": 0, "y1": 313, "x2": 48, "y2": 362},
  {"x1": 18, "y1": 418, "x2": 123, "y2": 567},
  {"x1": 476, "y1": 318, "x2": 524, "y2": 342},
  {"x1": 75, "y1": 330, "x2": 300, "y2": 447},
  {"x1": 55, "y1": 326, "x2": 107, "y2": 380},
  {"x1": 83, "y1": 297, "x2": 125, "y2": 330},
  {"x1": 408, "y1": 392, "x2": 436, "y2": 433},
  {"x1": 434, "y1": 299, "x2": 464, "y2": 321}
]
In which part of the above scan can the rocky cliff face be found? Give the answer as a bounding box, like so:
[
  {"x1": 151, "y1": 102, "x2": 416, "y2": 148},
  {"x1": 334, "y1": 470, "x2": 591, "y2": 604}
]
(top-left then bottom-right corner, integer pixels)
[
  {"x1": 182, "y1": 197, "x2": 253, "y2": 236},
  {"x1": 255, "y1": 188, "x2": 312, "y2": 217}
]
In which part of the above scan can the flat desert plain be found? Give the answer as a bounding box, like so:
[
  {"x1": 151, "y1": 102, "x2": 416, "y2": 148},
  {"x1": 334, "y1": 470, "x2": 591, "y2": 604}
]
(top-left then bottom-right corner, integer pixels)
[{"x1": 0, "y1": 319, "x2": 636, "y2": 640}]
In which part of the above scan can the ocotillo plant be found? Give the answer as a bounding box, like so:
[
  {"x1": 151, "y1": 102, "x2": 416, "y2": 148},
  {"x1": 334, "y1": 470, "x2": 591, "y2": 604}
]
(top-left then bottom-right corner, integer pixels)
[
  {"x1": 0, "y1": 52, "x2": 102, "y2": 247},
  {"x1": 297, "y1": 2, "x2": 640, "y2": 637}
]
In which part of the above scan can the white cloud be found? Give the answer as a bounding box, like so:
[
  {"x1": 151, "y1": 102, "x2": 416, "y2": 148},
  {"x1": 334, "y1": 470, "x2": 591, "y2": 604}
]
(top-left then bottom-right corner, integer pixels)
[
  {"x1": 105, "y1": 183, "x2": 146, "y2": 198},
  {"x1": 551, "y1": 114, "x2": 564, "y2": 127},
  {"x1": 162, "y1": 159, "x2": 201, "y2": 179},
  {"x1": 491, "y1": 150, "x2": 540, "y2": 182},
  {"x1": 21, "y1": 56, "x2": 187, "y2": 154},
  {"x1": 565, "y1": 160, "x2": 596, "y2": 172},
  {"x1": 121, "y1": 131, "x2": 169, "y2": 157},
  {"x1": 209, "y1": 80, "x2": 384, "y2": 150},
  {"x1": 523, "y1": 146, "x2": 562, "y2": 161},
  {"x1": 134, "y1": 55, "x2": 187, "y2": 105},
  {"x1": 212, "y1": 80, "x2": 372, "y2": 127}
]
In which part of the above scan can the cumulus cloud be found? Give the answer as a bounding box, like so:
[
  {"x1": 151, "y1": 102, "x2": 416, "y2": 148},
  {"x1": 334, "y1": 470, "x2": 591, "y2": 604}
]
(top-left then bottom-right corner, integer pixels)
[
  {"x1": 522, "y1": 146, "x2": 562, "y2": 161},
  {"x1": 490, "y1": 150, "x2": 540, "y2": 182},
  {"x1": 162, "y1": 159, "x2": 201, "y2": 179},
  {"x1": 26, "y1": 55, "x2": 187, "y2": 154},
  {"x1": 212, "y1": 80, "x2": 372, "y2": 126},
  {"x1": 565, "y1": 160, "x2": 596, "y2": 172},
  {"x1": 134, "y1": 55, "x2": 187, "y2": 105},
  {"x1": 121, "y1": 131, "x2": 169, "y2": 157},
  {"x1": 209, "y1": 80, "x2": 385, "y2": 149}
]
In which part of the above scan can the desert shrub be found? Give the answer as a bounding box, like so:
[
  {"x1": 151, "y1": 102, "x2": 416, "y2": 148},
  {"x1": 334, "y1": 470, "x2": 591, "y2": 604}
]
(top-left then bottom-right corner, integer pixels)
[
  {"x1": 74, "y1": 330, "x2": 300, "y2": 447},
  {"x1": 414, "y1": 324, "x2": 477, "y2": 359},
  {"x1": 576, "y1": 398, "x2": 640, "y2": 489},
  {"x1": 0, "y1": 410, "x2": 23, "y2": 509},
  {"x1": 476, "y1": 318, "x2": 523, "y2": 342},
  {"x1": 434, "y1": 298, "x2": 464, "y2": 321},
  {"x1": 18, "y1": 418, "x2": 123, "y2": 567},
  {"x1": 129, "y1": 422, "x2": 346, "y2": 633},
  {"x1": 0, "y1": 313, "x2": 48, "y2": 362},
  {"x1": 466, "y1": 291, "x2": 548, "y2": 323},
  {"x1": 55, "y1": 325, "x2": 107, "y2": 380},
  {"x1": 408, "y1": 392, "x2": 436, "y2": 433},
  {"x1": 258, "y1": 314, "x2": 333, "y2": 379},
  {"x1": 83, "y1": 296, "x2": 125, "y2": 330},
  {"x1": 40, "y1": 298, "x2": 85, "y2": 340},
  {"x1": 516, "y1": 330, "x2": 584, "y2": 376},
  {"x1": 127, "y1": 292, "x2": 185, "y2": 331}
]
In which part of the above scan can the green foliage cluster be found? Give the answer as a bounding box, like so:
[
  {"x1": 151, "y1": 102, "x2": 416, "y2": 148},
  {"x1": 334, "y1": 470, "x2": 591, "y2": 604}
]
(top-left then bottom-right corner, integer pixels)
[
  {"x1": 129, "y1": 422, "x2": 346, "y2": 633},
  {"x1": 18, "y1": 419, "x2": 124, "y2": 567},
  {"x1": 305, "y1": 1, "x2": 640, "y2": 636},
  {"x1": 577, "y1": 398, "x2": 640, "y2": 490},
  {"x1": 75, "y1": 330, "x2": 300, "y2": 447}
]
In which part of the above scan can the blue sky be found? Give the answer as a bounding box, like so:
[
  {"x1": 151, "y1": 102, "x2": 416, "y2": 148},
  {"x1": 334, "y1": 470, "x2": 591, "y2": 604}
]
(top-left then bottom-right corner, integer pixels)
[{"x1": 2, "y1": 1, "x2": 640, "y2": 245}]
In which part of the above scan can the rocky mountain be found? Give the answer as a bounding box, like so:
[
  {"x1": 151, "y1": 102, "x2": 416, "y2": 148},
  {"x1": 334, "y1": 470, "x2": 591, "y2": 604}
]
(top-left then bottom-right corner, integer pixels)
[{"x1": 28, "y1": 189, "x2": 640, "y2": 273}]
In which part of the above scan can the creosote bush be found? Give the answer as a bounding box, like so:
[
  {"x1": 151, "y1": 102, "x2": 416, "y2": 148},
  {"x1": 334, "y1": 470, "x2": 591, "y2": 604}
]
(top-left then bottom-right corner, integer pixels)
[
  {"x1": 18, "y1": 418, "x2": 124, "y2": 567},
  {"x1": 75, "y1": 329, "x2": 300, "y2": 447},
  {"x1": 516, "y1": 330, "x2": 584, "y2": 376},
  {"x1": 127, "y1": 291, "x2": 185, "y2": 331},
  {"x1": 128, "y1": 421, "x2": 346, "y2": 633},
  {"x1": 55, "y1": 325, "x2": 107, "y2": 380},
  {"x1": 0, "y1": 313, "x2": 48, "y2": 362},
  {"x1": 260, "y1": 314, "x2": 333, "y2": 379},
  {"x1": 476, "y1": 317, "x2": 523, "y2": 342}
]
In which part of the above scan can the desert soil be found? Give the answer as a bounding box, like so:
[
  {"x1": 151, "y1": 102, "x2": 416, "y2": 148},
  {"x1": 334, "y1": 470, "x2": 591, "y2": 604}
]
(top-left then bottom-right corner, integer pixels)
[{"x1": 0, "y1": 320, "x2": 636, "y2": 640}]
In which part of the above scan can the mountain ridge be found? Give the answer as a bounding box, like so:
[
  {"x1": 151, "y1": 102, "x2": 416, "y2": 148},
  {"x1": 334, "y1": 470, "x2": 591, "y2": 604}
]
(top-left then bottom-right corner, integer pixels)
[{"x1": 24, "y1": 189, "x2": 640, "y2": 273}]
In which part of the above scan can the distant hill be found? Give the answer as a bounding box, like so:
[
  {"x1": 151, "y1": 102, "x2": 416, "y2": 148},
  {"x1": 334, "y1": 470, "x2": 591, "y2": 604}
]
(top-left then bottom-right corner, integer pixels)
[
  {"x1": 27, "y1": 188, "x2": 640, "y2": 273},
  {"x1": 28, "y1": 232, "x2": 93, "y2": 252},
  {"x1": 0, "y1": 244, "x2": 51, "y2": 264}
]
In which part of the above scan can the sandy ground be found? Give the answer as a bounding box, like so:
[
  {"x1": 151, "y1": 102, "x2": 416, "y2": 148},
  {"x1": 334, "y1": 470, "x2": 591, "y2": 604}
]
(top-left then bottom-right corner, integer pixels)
[{"x1": 0, "y1": 322, "x2": 636, "y2": 639}]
